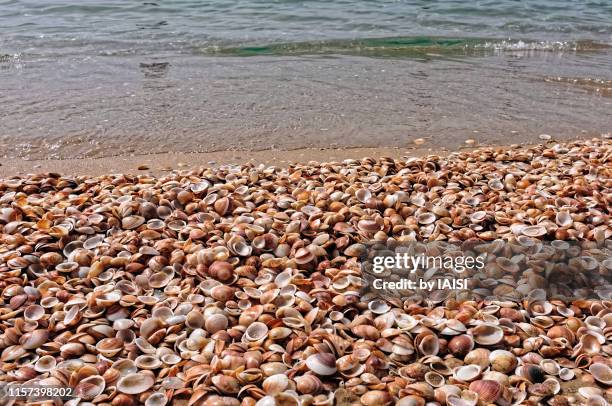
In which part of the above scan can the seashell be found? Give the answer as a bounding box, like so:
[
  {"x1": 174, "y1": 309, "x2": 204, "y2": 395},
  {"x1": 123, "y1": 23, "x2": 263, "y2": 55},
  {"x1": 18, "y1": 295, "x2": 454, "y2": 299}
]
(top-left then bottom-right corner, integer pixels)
[
  {"x1": 559, "y1": 367, "x2": 574, "y2": 381},
  {"x1": 261, "y1": 362, "x2": 288, "y2": 377},
  {"x1": 360, "y1": 390, "x2": 393, "y2": 406},
  {"x1": 417, "y1": 333, "x2": 439, "y2": 356},
  {"x1": 417, "y1": 212, "x2": 436, "y2": 225},
  {"x1": 481, "y1": 371, "x2": 509, "y2": 386},
  {"x1": 397, "y1": 396, "x2": 425, "y2": 406},
  {"x1": 352, "y1": 324, "x2": 380, "y2": 341},
  {"x1": 540, "y1": 359, "x2": 560, "y2": 376},
  {"x1": 211, "y1": 375, "x2": 240, "y2": 394},
  {"x1": 269, "y1": 327, "x2": 292, "y2": 340},
  {"x1": 448, "y1": 334, "x2": 474, "y2": 357},
  {"x1": 306, "y1": 353, "x2": 337, "y2": 376},
  {"x1": 117, "y1": 373, "x2": 155, "y2": 394},
  {"x1": 424, "y1": 371, "x2": 444, "y2": 387},
  {"x1": 122, "y1": 215, "x2": 145, "y2": 230},
  {"x1": 516, "y1": 365, "x2": 545, "y2": 383},
  {"x1": 96, "y1": 337, "x2": 124, "y2": 357},
  {"x1": 489, "y1": 350, "x2": 517, "y2": 374},
  {"x1": 555, "y1": 211, "x2": 573, "y2": 227},
  {"x1": 205, "y1": 313, "x2": 229, "y2": 334},
  {"x1": 145, "y1": 392, "x2": 169, "y2": 406},
  {"x1": 345, "y1": 243, "x2": 366, "y2": 257},
  {"x1": 453, "y1": 365, "x2": 481, "y2": 382},
  {"x1": 208, "y1": 261, "x2": 235, "y2": 282},
  {"x1": 589, "y1": 363, "x2": 612, "y2": 386},
  {"x1": 262, "y1": 374, "x2": 289, "y2": 395},
  {"x1": 23, "y1": 304, "x2": 45, "y2": 321},
  {"x1": 368, "y1": 299, "x2": 390, "y2": 314},
  {"x1": 521, "y1": 225, "x2": 547, "y2": 237},
  {"x1": 228, "y1": 235, "x2": 252, "y2": 257},
  {"x1": 135, "y1": 355, "x2": 163, "y2": 370},
  {"x1": 578, "y1": 387, "x2": 603, "y2": 399},
  {"x1": 356, "y1": 188, "x2": 372, "y2": 203},
  {"x1": 464, "y1": 348, "x2": 491, "y2": 370},
  {"x1": 74, "y1": 375, "x2": 106, "y2": 400},
  {"x1": 214, "y1": 197, "x2": 231, "y2": 215},
  {"x1": 21, "y1": 329, "x2": 49, "y2": 350},
  {"x1": 472, "y1": 323, "x2": 504, "y2": 346},
  {"x1": 245, "y1": 322, "x2": 269, "y2": 342},
  {"x1": 468, "y1": 380, "x2": 503, "y2": 404},
  {"x1": 34, "y1": 355, "x2": 57, "y2": 372},
  {"x1": 160, "y1": 353, "x2": 181, "y2": 365},
  {"x1": 587, "y1": 395, "x2": 608, "y2": 406},
  {"x1": 295, "y1": 374, "x2": 322, "y2": 395}
]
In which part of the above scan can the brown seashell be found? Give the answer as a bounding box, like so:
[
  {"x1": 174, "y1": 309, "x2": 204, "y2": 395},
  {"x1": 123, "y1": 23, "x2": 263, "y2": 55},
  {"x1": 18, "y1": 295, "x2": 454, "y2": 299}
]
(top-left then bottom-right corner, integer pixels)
[
  {"x1": 589, "y1": 363, "x2": 612, "y2": 386},
  {"x1": 117, "y1": 373, "x2": 155, "y2": 394},
  {"x1": 244, "y1": 321, "x2": 269, "y2": 342},
  {"x1": 306, "y1": 353, "x2": 337, "y2": 376},
  {"x1": 360, "y1": 390, "x2": 393, "y2": 406},
  {"x1": 472, "y1": 323, "x2": 504, "y2": 346},
  {"x1": 74, "y1": 375, "x2": 106, "y2": 400},
  {"x1": 489, "y1": 350, "x2": 517, "y2": 374},
  {"x1": 211, "y1": 375, "x2": 240, "y2": 394},
  {"x1": 448, "y1": 334, "x2": 474, "y2": 357},
  {"x1": 21, "y1": 329, "x2": 49, "y2": 350},
  {"x1": 204, "y1": 314, "x2": 229, "y2": 334},
  {"x1": 465, "y1": 348, "x2": 491, "y2": 370},
  {"x1": 352, "y1": 324, "x2": 380, "y2": 341},
  {"x1": 208, "y1": 261, "x2": 234, "y2": 282},
  {"x1": 262, "y1": 374, "x2": 289, "y2": 395},
  {"x1": 397, "y1": 396, "x2": 426, "y2": 406},
  {"x1": 96, "y1": 337, "x2": 124, "y2": 357},
  {"x1": 295, "y1": 374, "x2": 322, "y2": 395},
  {"x1": 468, "y1": 380, "x2": 503, "y2": 404}
]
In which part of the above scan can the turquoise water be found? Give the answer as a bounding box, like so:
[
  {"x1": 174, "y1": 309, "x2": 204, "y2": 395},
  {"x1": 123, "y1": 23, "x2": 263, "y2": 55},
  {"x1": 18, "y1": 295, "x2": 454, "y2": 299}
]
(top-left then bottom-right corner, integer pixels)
[{"x1": 0, "y1": 0, "x2": 611, "y2": 159}]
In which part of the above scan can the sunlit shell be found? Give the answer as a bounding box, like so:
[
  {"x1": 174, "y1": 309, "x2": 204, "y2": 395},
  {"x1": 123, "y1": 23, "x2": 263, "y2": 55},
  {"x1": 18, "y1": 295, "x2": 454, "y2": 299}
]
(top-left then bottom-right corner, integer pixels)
[
  {"x1": 74, "y1": 375, "x2": 106, "y2": 400},
  {"x1": 453, "y1": 365, "x2": 481, "y2": 382},
  {"x1": 472, "y1": 324, "x2": 504, "y2": 346},
  {"x1": 117, "y1": 373, "x2": 155, "y2": 394},
  {"x1": 589, "y1": 363, "x2": 612, "y2": 386},
  {"x1": 34, "y1": 355, "x2": 57, "y2": 372},
  {"x1": 245, "y1": 322, "x2": 269, "y2": 342},
  {"x1": 145, "y1": 392, "x2": 169, "y2": 406},
  {"x1": 521, "y1": 225, "x2": 547, "y2": 237},
  {"x1": 306, "y1": 353, "x2": 337, "y2": 376}
]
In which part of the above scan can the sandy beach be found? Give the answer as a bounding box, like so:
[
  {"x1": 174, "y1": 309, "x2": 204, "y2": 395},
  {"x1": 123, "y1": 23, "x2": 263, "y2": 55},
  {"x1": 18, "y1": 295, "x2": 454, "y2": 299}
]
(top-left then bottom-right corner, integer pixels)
[
  {"x1": 0, "y1": 138, "x2": 610, "y2": 404},
  {"x1": 1, "y1": 1, "x2": 612, "y2": 404},
  {"x1": 0, "y1": 137, "x2": 591, "y2": 178}
]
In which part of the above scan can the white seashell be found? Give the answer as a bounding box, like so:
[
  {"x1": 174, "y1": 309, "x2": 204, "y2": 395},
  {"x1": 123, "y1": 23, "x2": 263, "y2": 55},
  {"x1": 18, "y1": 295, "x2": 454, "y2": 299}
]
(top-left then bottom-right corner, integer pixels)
[
  {"x1": 453, "y1": 365, "x2": 481, "y2": 382},
  {"x1": 117, "y1": 372, "x2": 155, "y2": 394},
  {"x1": 305, "y1": 353, "x2": 337, "y2": 376}
]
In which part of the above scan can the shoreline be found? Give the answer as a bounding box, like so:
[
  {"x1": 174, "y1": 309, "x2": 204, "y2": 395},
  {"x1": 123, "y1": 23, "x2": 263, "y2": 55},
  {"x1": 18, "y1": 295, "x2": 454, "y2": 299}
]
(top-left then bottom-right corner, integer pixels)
[
  {"x1": 0, "y1": 145, "x2": 451, "y2": 178},
  {"x1": 0, "y1": 138, "x2": 591, "y2": 178}
]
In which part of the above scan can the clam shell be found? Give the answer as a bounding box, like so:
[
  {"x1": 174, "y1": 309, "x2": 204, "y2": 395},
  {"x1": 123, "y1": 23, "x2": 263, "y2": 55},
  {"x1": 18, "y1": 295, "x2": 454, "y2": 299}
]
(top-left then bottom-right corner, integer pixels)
[
  {"x1": 472, "y1": 323, "x2": 504, "y2": 346},
  {"x1": 74, "y1": 375, "x2": 106, "y2": 401},
  {"x1": 117, "y1": 373, "x2": 155, "y2": 394},
  {"x1": 245, "y1": 321, "x2": 269, "y2": 341},
  {"x1": 453, "y1": 365, "x2": 481, "y2": 382},
  {"x1": 589, "y1": 363, "x2": 612, "y2": 386},
  {"x1": 306, "y1": 353, "x2": 337, "y2": 376}
]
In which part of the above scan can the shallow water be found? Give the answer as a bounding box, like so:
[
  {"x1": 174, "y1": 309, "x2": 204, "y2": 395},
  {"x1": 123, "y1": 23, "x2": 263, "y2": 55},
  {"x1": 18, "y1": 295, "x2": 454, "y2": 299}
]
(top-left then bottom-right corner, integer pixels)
[{"x1": 1, "y1": 0, "x2": 611, "y2": 159}]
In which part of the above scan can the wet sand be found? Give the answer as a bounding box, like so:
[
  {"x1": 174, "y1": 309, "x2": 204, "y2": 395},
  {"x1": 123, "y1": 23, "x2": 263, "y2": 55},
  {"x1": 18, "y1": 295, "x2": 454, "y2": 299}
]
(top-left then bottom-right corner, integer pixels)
[
  {"x1": 0, "y1": 146, "x2": 441, "y2": 178},
  {"x1": 0, "y1": 138, "x2": 586, "y2": 178}
]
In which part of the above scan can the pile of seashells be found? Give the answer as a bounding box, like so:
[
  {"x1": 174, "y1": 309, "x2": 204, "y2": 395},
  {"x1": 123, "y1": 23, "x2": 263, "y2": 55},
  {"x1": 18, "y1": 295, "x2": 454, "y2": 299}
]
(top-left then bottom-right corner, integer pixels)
[{"x1": 0, "y1": 138, "x2": 610, "y2": 406}]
